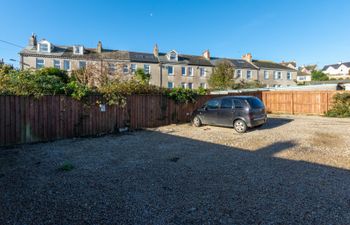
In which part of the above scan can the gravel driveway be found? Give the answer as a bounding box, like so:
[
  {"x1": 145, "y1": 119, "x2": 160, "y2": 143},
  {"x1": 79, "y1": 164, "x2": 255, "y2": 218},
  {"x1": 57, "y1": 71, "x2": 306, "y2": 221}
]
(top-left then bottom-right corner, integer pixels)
[{"x1": 1, "y1": 115, "x2": 350, "y2": 224}]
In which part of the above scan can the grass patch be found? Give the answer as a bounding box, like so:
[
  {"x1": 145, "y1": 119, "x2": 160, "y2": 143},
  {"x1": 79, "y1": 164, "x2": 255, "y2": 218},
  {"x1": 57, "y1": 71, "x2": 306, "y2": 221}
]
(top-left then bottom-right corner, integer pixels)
[{"x1": 58, "y1": 162, "x2": 74, "y2": 172}]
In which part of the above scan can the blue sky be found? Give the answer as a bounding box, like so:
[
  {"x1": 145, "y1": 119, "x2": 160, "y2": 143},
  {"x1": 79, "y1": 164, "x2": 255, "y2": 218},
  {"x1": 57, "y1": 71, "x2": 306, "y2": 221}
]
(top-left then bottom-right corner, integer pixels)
[{"x1": 1, "y1": 0, "x2": 350, "y2": 68}]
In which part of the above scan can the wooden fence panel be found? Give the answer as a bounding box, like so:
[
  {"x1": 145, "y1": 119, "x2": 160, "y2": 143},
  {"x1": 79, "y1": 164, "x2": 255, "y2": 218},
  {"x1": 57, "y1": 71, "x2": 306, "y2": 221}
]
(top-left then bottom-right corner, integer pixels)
[{"x1": 1, "y1": 91, "x2": 348, "y2": 146}]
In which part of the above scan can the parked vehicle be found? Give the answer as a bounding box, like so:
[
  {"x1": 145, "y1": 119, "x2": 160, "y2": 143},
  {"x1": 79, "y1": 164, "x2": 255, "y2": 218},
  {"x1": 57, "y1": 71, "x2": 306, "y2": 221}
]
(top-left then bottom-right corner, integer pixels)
[{"x1": 192, "y1": 96, "x2": 267, "y2": 133}]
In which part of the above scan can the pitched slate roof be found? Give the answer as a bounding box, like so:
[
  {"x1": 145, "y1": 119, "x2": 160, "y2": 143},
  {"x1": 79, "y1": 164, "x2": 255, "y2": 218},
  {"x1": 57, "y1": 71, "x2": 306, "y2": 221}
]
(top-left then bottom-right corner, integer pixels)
[
  {"x1": 20, "y1": 45, "x2": 211, "y2": 66},
  {"x1": 128, "y1": 51, "x2": 158, "y2": 63},
  {"x1": 252, "y1": 60, "x2": 297, "y2": 71},
  {"x1": 210, "y1": 58, "x2": 258, "y2": 69},
  {"x1": 322, "y1": 63, "x2": 341, "y2": 71},
  {"x1": 157, "y1": 53, "x2": 213, "y2": 66},
  {"x1": 20, "y1": 46, "x2": 131, "y2": 61},
  {"x1": 281, "y1": 61, "x2": 297, "y2": 68},
  {"x1": 297, "y1": 71, "x2": 312, "y2": 76}
]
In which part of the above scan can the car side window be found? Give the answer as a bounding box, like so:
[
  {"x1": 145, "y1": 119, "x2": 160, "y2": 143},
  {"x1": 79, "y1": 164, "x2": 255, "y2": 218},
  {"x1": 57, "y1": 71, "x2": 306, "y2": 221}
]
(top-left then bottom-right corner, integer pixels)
[
  {"x1": 221, "y1": 99, "x2": 233, "y2": 109},
  {"x1": 233, "y1": 99, "x2": 244, "y2": 109},
  {"x1": 207, "y1": 99, "x2": 220, "y2": 110}
]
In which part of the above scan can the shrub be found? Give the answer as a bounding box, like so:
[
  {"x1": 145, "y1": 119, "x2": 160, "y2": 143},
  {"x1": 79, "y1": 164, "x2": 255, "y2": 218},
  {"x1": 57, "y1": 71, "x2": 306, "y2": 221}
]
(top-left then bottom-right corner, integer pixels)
[
  {"x1": 0, "y1": 66, "x2": 207, "y2": 106},
  {"x1": 134, "y1": 68, "x2": 150, "y2": 85},
  {"x1": 167, "y1": 87, "x2": 208, "y2": 104},
  {"x1": 208, "y1": 61, "x2": 235, "y2": 90},
  {"x1": 0, "y1": 69, "x2": 66, "y2": 97},
  {"x1": 325, "y1": 93, "x2": 350, "y2": 117},
  {"x1": 311, "y1": 70, "x2": 329, "y2": 81},
  {"x1": 232, "y1": 80, "x2": 265, "y2": 89}
]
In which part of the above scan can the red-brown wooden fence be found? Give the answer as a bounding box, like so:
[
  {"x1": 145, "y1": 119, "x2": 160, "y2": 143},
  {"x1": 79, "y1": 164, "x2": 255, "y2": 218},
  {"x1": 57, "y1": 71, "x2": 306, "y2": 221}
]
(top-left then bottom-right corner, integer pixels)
[{"x1": 0, "y1": 91, "x2": 344, "y2": 146}]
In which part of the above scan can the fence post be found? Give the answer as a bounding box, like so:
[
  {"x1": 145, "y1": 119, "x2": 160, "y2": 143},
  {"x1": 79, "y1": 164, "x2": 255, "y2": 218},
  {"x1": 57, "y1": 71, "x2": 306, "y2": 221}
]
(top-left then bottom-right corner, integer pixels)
[
  {"x1": 291, "y1": 92, "x2": 294, "y2": 115},
  {"x1": 326, "y1": 92, "x2": 329, "y2": 113}
]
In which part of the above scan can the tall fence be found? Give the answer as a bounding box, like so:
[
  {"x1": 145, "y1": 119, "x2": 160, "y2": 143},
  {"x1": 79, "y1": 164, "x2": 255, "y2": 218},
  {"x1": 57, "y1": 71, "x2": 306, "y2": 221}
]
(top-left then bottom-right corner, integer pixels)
[{"x1": 0, "y1": 91, "x2": 344, "y2": 146}]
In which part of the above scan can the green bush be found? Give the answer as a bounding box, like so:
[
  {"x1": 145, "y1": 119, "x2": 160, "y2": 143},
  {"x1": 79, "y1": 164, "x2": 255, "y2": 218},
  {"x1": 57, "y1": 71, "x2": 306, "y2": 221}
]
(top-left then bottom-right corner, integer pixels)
[
  {"x1": 0, "y1": 66, "x2": 207, "y2": 106},
  {"x1": 325, "y1": 93, "x2": 350, "y2": 117},
  {"x1": 167, "y1": 87, "x2": 208, "y2": 104},
  {"x1": 0, "y1": 69, "x2": 66, "y2": 97},
  {"x1": 232, "y1": 80, "x2": 265, "y2": 89}
]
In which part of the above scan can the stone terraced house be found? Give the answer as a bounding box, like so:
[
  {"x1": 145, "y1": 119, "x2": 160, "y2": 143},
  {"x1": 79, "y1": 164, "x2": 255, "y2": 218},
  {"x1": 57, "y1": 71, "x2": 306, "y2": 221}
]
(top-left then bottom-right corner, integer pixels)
[{"x1": 20, "y1": 34, "x2": 297, "y2": 88}]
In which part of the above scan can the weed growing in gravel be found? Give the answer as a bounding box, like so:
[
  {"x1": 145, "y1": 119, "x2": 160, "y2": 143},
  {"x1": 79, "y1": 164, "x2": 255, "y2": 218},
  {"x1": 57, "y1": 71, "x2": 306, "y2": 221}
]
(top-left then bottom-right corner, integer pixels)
[{"x1": 58, "y1": 162, "x2": 74, "y2": 171}]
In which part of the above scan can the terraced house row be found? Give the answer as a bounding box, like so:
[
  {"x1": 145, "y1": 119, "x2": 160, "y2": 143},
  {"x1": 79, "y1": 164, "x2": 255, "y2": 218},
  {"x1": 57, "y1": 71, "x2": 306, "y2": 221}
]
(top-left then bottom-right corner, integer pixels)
[{"x1": 20, "y1": 34, "x2": 297, "y2": 88}]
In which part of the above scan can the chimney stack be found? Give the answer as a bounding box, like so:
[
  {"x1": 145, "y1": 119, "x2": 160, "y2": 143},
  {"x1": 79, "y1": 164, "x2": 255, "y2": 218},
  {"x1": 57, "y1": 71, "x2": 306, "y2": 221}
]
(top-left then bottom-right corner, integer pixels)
[
  {"x1": 28, "y1": 33, "x2": 37, "y2": 49},
  {"x1": 153, "y1": 44, "x2": 159, "y2": 57},
  {"x1": 202, "y1": 49, "x2": 210, "y2": 60},
  {"x1": 242, "y1": 53, "x2": 252, "y2": 62},
  {"x1": 97, "y1": 41, "x2": 102, "y2": 53}
]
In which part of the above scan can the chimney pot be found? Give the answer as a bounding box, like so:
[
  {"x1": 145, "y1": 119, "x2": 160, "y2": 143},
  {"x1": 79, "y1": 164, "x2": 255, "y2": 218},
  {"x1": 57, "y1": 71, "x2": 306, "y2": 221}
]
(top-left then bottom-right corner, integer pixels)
[
  {"x1": 153, "y1": 44, "x2": 159, "y2": 57},
  {"x1": 28, "y1": 33, "x2": 37, "y2": 49},
  {"x1": 242, "y1": 53, "x2": 252, "y2": 62},
  {"x1": 202, "y1": 49, "x2": 210, "y2": 60},
  {"x1": 97, "y1": 41, "x2": 102, "y2": 53}
]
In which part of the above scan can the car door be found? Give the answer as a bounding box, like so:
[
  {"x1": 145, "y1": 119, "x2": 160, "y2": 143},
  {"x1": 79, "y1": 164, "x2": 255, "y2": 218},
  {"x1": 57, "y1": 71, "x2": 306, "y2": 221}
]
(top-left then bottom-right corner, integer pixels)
[
  {"x1": 217, "y1": 98, "x2": 235, "y2": 126},
  {"x1": 201, "y1": 99, "x2": 220, "y2": 125}
]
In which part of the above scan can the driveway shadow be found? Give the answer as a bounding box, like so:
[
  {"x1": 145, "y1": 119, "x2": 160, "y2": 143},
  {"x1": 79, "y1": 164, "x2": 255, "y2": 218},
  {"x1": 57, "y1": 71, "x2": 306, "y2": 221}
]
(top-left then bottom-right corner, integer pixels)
[
  {"x1": 0, "y1": 129, "x2": 349, "y2": 224},
  {"x1": 256, "y1": 116, "x2": 293, "y2": 130}
]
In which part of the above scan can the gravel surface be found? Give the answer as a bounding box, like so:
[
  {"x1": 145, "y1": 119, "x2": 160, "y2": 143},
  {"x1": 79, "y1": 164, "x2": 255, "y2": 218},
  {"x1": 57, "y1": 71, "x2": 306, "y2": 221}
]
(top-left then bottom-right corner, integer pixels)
[{"x1": 1, "y1": 115, "x2": 350, "y2": 224}]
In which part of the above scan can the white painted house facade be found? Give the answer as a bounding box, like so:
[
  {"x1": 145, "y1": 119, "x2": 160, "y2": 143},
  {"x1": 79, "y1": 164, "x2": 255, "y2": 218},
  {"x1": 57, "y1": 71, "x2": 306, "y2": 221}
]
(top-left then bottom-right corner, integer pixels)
[{"x1": 322, "y1": 62, "x2": 350, "y2": 79}]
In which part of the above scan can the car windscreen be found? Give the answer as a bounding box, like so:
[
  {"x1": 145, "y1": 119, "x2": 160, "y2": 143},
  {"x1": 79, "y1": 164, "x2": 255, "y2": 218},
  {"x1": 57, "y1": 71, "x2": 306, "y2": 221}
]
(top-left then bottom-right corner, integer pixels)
[{"x1": 246, "y1": 98, "x2": 264, "y2": 109}]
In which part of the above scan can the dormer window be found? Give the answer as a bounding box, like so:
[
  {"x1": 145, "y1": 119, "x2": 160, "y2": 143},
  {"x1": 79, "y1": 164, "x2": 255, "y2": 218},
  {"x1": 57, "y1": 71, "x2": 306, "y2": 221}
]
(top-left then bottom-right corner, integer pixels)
[
  {"x1": 39, "y1": 44, "x2": 48, "y2": 52},
  {"x1": 37, "y1": 39, "x2": 52, "y2": 53},
  {"x1": 73, "y1": 45, "x2": 84, "y2": 55},
  {"x1": 167, "y1": 50, "x2": 178, "y2": 61}
]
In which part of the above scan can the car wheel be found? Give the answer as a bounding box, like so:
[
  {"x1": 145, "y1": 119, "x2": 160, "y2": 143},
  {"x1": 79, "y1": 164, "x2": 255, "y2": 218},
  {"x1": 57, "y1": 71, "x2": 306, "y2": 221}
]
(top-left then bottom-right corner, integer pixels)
[
  {"x1": 233, "y1": 119, "x2": 247, "y2": 133},
  {"x1": 192, "y1": 116, "x2": 202, "y2": 127}
]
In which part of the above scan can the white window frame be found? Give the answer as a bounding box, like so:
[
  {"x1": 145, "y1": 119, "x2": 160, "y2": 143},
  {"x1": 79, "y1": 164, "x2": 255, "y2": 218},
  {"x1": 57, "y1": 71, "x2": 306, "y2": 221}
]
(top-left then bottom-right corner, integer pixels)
[
  {"x1": 264, "y1": 71, "x2": 269, "y2": 80},
  {"x1": 109, "y1": 63, "x2": 116, "y2": 74},
  {"x1": 181, "y1": 66, "x2": 186, "y2": 76},
  {"x1": 200, "y1": 83, "x2": 207, "y2": 89},
  {"x1": 79, "y1": 61, "x2": 87, "y2": 69},
  {"x1": 36, "y1": 58, "x2": 45, "y2": 69},
  {"x1": 53, "y1": 59, "x2": 61, "y2": 69},
  {"x1": 37, "y1": 40, "x2": 52, "y2": 53},
  {"x1": 168, "y1": 82, "x2": 174, "y2": 89},
  {"x1": 236, "y1": 69, "x2": 241, "y2": 78},
  {"x1": 274, "y1": 71, "x2": 282, "y2": 80},
  {"x1": 73, "y1": 45, "x2": 84, "y2": 55},
  {"x1": 144, "y1": 64, "x2": 150, "y2": 74},
  {"x1": 123, "y1": 65, "x2": 129, "y2": 74},
  {"x1": 168, "y1": 50, "x2": 178, "y2": 61},
  {"x1": 39, "y1": 43, "x2": 49, "y2": 53},
  {"x1": 287, "y1": 72, "x2": 292, "y2": 80},
  {"x1": 168, "y1": 66, "x2": 174, "y2": 75},
  {"x1": 199, "y1": 67, "x2": 206, "y2": 77},
  {"x1": 247, "y1": 70, "x2": 252, "y2": 80},
  {"x1": 188, "y1": 83, "x2": 193, "y2": 89},
  {"x1": 130, "y1": 64, "x2": 137, "y2": 74},
  {"x1": 63, "y1": 60, "x2": 70, "y2": 71},
  {"x1": 181, "y1": 82, "x2": 187, "y2": 88},
  {"x1": 188, "y1": 67, "x2": 193, "y2": 76}
]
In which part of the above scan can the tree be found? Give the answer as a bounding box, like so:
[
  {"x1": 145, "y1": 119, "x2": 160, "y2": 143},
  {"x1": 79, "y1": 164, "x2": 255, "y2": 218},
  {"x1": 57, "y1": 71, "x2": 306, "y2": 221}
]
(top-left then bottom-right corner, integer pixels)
[
  {"x1": 208, "y1": 61, "x2": 235, "y2": 90},
  {"x1": 135, "y1": 68, "x2": 150, "y2": 85},
  {"x1": 311, "y1": 70, "x2": 329, "y2": 81}
]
